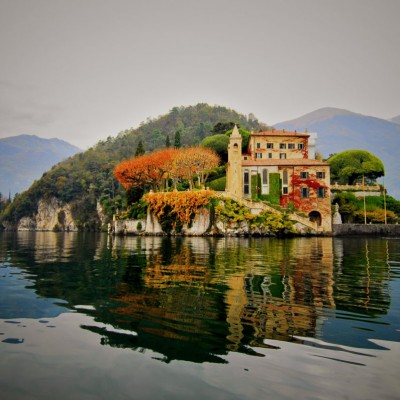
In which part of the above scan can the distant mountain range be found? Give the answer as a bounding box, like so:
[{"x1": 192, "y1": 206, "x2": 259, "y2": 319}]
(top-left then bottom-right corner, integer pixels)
[
  {"x1": 0, "y1": 135, "x2": 81, "y2": 197},
  {"x1": 390, "y1": 115, "x2": 400, "y2": 125},
  {"x1": 274, "y1": 108, "x2": 400, "y2": 199}
]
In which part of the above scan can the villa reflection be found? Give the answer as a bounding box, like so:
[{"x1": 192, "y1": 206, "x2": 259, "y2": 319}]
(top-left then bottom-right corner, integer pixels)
[{"x1": 2, "y1": 232, "x2": 395, "y2": 363}]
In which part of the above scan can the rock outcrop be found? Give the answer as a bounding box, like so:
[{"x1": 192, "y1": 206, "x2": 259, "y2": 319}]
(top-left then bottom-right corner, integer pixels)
[{"x1": 6, "y1": 197, "x2": 79, "y2": 231}]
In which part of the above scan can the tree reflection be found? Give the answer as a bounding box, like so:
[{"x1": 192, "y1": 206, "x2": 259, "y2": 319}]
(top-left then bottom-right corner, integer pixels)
[{"x1": 0, "y1": 232, "x2": 396, "y2": 363}]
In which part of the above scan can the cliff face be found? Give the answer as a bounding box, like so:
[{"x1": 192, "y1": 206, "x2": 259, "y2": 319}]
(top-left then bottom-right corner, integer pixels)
[{"x1": 16, "y1": 197, "x2": 78, "y2": 231}]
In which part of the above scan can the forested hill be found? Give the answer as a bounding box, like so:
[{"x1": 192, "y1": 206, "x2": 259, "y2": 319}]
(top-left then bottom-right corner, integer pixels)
[
  {"x1": 1, "y1": 104, "x2": 267, "y2": 228},
  {"x1": 118, "y1": 103, "x2": 266, "y2": 151}
]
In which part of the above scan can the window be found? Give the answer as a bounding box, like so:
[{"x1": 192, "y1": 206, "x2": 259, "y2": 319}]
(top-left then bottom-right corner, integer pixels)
[
  {"x1": 262, "y1": 169, "x2": 268, "y2": 184},
  {"x1": 268, "y1": 153, "x2": 273, "y2": 159},
  {"x1": 317, "y1": 187, "x2": 326, "y2": 198},
  {"x1": 244, "y1": 170, "x2": 249, "y2": 195},
  {"x1": 280, "y1": 143, "x2": 286, "y2": 149},
  {"x1": 298, "y1": 143, "x2": 304, "y2": 150},
  {"x1": 283, "y1": 187, "x2": 288, "y2": 194},
  {"x1": 316, "y1": 171, "x2": 325, "y2": 179},
  {"x1": 301, "y1": 187, "x2": 309, "y2": 198},
  {"x1": 288, "y1": 143, "x2": 295, "y2": 149},
  {"x1": 256, "y1": 142, "x2": 261, "y2": 149},
  {"x1": 244, "y1": 156, "x2": 248, "y2": 160},
  {"x1": 256, "y1": 152, "x2": 262, "y2": 159},
  {"x1": 267, "y1": 143, "x2": 274, "y2": 149},
  {"x1": 300, "y1": 171, "x2": 309, "y2": 179},
  {"x1": 283, "y1": 170, "x2": 288, "y2": 185},
  {"x1": 280, "y1": 153, "x2": 286, "y2": 159}
]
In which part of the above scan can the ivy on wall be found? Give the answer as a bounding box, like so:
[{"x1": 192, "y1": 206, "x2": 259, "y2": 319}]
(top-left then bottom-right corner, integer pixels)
[
  {"x1": 262, "y1": 173, "x2": 281, "y2": 204},
  {"x1": 144, "y1": 190, "x2": 215, "y2": 233}
]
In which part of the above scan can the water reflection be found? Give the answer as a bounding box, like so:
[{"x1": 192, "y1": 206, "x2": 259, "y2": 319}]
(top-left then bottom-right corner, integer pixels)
[{"x1": 0, "y1": 232, "x2": 399, "y2": 364}]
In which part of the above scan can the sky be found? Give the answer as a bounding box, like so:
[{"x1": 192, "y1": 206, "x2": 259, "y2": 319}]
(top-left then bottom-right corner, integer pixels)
[{"x1": 1, "y1": 0, "x2": 399, "y2": 149}]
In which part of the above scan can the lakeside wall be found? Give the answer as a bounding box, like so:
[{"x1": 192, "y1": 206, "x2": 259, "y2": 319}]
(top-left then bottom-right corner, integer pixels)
[{"x1": 333, "y1": 224, "x2": 400, "y2": 237}]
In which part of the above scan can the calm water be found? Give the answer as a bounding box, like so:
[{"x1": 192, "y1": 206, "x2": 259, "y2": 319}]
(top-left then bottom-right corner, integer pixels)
[{"x1": 0, "y1": 232, "x2": 399, "y2": 400}]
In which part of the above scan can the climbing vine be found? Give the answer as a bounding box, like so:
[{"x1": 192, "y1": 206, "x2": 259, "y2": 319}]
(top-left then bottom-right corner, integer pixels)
[{"x1": 144, "y1": 189, "x2": 215, "y2": 232}]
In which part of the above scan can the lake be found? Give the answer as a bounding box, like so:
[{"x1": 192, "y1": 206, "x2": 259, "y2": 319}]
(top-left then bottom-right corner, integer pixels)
[{"x1": 0, "y1": 232, "x2": 399, "y2": 399}]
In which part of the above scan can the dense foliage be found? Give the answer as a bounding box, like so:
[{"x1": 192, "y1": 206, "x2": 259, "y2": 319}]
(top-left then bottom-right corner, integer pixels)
[
  {"x1": 328, "y1": 150, "x2": 385, "y2": 184},
  {"x1": 144, "y1": 190, "x2": 215, "y2": 233},
  {"x1": 214, "y1": 197, "x2": 295, "y2": 235},
  {"x1": 333, "y1": 192, "x2": 399, "y2": 223},
  {"x1": 1, "y1": 104, "x2": 267, "y2": 227}
]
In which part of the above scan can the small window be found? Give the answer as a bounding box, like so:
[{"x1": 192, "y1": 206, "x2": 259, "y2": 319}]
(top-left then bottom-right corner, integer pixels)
[
  {"x1": 317, "y1": 187, "x2": 326, "y2": 198},
  {"x1": 283, "y1": 187, "x2": 288, "y2": 194},
  {"x1": 243, "y1": 156, "x2": 248, "y2": 160},
  {"x1": 298, "y1": 143, "x2": 304, "y2": 150},
  {"x1": 280, "y1": 143, "x2": 286, "y2": 149},
  {"x1": 316, "y1": 171, "x2": 325, "y2": 179},
  {"x1": 288, "y1": 143, "x2": 295, "y2": 149},
  {"x1": 301, "y1": 187, "x2": 309, "y2": 198},
  {"x1": 268, "y1": 153, "x2": 273, "y2": 159},
  {"x1": 280, "y1": 153, "x2": 286, "y2": 159},
  {"x1": 267, "y1": 143, "x2": 274, "y2": 149},
  {"x1": 256, "y1": 142, "x2": 261, "y2": 149},
  {"x1": 256, "y1": 152, "x2": 262, "y2": 159},
  {"x1": 300, "y1": 171, "x2": 309, "y2": 179}
]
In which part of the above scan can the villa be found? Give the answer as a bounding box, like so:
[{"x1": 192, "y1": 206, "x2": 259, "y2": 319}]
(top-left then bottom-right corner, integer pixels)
[{"x1": 226, "y1": 125, "x2": 332, "y2": 232}]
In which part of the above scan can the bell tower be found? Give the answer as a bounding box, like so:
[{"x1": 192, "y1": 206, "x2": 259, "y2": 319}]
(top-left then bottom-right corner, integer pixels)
[{"x1": 226, "y1": 125, "x2": 243, "y2": 198}]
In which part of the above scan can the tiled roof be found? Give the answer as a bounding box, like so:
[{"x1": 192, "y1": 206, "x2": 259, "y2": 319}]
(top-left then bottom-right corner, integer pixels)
[
  {"x1": 251, "y1": 129, "x2": 309, "y2": 137},
  {"x1": 242, "y1": 159, "x2": 329, "y2": 167}
]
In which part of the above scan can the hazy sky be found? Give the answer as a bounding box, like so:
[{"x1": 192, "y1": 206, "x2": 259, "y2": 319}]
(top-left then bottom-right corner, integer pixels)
[{"x1": 1, "y1": 0, "x2": 399, "y2": 149}]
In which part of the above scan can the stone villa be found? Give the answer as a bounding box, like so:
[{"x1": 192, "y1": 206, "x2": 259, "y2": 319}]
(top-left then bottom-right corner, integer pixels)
[{"x1": 226, "y1": 125, "x2": 332, "y2": 232}]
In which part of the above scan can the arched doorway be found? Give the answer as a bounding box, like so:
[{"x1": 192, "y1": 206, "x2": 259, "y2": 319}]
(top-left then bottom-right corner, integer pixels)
[{"x1": 309, "y1": 211, "x2": 322, "y2": 226}]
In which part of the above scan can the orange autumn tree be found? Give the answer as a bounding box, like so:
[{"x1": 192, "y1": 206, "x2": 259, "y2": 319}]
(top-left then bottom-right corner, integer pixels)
[
  {"x1": 114, "y1": 148, "x2": 179, "y2": 192},
  {"x1": 171, "y1": 146, "x2": 220, "y2": 190},
  {"x1": 114, "y1": 146, "x2": 219, "y2": 192}
]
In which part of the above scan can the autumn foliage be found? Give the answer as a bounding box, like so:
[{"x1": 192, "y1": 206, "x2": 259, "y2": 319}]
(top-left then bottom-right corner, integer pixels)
[
  {"x1": 114, "y1": 146, "x2": 220, "y2": 192},
  {"x1": 144, "y1": 189, "x2": 215, "y2": 229}
]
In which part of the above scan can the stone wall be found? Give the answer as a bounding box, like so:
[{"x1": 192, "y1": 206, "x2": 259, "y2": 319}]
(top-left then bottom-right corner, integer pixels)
[{"x1": 333, "y1": 224, "x2": 400, "y2": 237}]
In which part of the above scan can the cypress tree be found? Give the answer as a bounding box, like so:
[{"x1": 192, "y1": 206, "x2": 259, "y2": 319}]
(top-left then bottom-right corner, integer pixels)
[
  {"x1": 174, "y1": 130, "x2": 181, "y2": 148},
  {"x1": 135, "y1": 140, "x2": 145, "y2": 157},
  {"x1": 165, "y1": 135, "x2": 171, "y2": 148}
]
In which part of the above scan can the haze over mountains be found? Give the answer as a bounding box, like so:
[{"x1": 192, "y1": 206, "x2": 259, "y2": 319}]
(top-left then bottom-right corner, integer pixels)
[
  {"x1": 0, "y1": 135, "x2": 81, "y2": 197},
  {"x1": 274, "y1": 108, "x2": 400, "y2": 199}
]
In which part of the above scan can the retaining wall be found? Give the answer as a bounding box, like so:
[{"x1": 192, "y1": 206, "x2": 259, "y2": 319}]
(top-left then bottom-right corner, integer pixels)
[{"x1": 333, "y1": 224, "x2": 400, "y2": 237}]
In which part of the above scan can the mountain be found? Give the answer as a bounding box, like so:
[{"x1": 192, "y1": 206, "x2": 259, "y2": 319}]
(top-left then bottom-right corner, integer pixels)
[
  {"x1": 0, "y1": 135, "x2": 81, "y2": 197},
  {"x1": 390, "y1": 115, "x2": 400, "y2": 125},
  {"x1": 274, "y1": 108, "x2": 400, "y2": 199},
  {"x1": 0, "y1": 104, "x2": 267, "y2": 228}
]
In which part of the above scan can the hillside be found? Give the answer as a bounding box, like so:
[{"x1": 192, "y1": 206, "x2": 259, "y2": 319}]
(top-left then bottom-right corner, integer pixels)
[
  {"x1": 0, "y1": 135, "x2": 81, "y2": 197},
  {"x1": 0, "y1": 104, "x2": 267, "y2": 228},
  {"x1": 275, "y1": 108, "x2": 400, "y2": 199}
]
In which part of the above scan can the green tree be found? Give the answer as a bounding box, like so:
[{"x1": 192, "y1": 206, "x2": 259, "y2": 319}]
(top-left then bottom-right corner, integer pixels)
[
  {"x1": 328, "y1": 150, "x2": 384, "y2": 184},
  {"x1": 174, "y1": 130, "x2": 181, "y2": 148},
  {"x1": 135, "y1": 140, "x2": 145, "y2": 157},
  {"x1": 201, "y1": 134, "x2": 229, "y2": 162},
  {"x1": 212, "y1": 122, "x2": 236, "y2": 135},
  {"x1": 165, "y1": 135, "x2": 171, "y2": 148}
]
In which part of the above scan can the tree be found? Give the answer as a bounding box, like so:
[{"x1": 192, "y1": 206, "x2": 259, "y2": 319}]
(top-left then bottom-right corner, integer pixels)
[
  {"x1": 165, "y1": 135, "x2": 171, "y2": 148},
  {"x1": 114, "y1": 148, "x2": 179, "y2": 192},
  {"x1": 328, "y1": 150, "x2": 385, "y2": 185},
  {"x1": 201, "y1": 134, "x2": 229, "y2": 162},
  {"x1": 135, "y1": 140, "x2": 145, "y2": 157},
  {"x1": 174, "y1": 130, "x2": 181, "y2": 148},
  {"x1": 211, "y1": 122, "x2": 236, "y2": 135}
]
